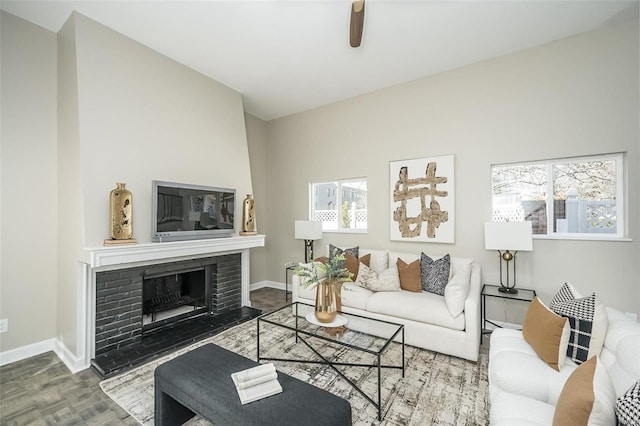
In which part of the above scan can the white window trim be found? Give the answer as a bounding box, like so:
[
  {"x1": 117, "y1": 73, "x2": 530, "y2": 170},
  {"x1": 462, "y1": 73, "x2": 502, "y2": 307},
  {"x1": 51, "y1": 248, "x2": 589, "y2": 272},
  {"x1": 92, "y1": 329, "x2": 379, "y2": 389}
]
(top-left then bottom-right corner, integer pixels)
[
  {"x1": 309, "y1": 177, "x2": 368, "y2": 233},
  {"x1": 491, "y1": 152, "x2": 627, "y2": 241}
]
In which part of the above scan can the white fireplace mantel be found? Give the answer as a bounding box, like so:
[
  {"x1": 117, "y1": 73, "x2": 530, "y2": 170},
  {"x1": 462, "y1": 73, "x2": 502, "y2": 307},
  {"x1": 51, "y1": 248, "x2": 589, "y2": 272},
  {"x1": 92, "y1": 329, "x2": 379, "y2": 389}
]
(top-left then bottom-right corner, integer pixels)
[
  {"x1": 71, "y1": 235, "x2": 265, "y2": 372},
  {"x1": 82, "y1": 235, "x2": 265, "y2": 269}
]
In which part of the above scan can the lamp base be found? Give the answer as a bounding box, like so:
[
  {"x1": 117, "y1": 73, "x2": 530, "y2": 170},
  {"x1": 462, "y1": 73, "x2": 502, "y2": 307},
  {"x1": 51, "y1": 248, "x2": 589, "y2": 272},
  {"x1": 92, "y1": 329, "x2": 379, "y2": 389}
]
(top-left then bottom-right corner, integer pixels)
[{"x1": 498, "y1": 286, "x2": 519, "y2": 295}]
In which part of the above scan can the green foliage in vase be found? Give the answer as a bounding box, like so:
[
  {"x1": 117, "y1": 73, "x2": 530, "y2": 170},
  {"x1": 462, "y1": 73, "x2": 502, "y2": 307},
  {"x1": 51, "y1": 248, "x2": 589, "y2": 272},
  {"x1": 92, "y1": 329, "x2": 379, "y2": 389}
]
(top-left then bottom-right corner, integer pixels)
[{"x1": 294, "y1": 253, "x2": 353, "y2": 289}]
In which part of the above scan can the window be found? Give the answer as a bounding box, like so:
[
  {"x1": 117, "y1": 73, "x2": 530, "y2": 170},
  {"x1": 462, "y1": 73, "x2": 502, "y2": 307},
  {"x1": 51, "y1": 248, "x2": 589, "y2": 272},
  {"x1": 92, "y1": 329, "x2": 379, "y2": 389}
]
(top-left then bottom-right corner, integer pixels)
[
  {"x1": 311, "y1": 178, "x2": 367, "y2": 232},
  {"x1": 491, "y1": 153, "x2": 625, "y2": 240}
]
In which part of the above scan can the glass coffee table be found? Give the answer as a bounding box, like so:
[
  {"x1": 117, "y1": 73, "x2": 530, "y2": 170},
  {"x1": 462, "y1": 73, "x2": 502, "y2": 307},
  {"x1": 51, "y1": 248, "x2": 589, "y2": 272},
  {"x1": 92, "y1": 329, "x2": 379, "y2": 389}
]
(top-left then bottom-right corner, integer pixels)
[{"x1": 257, "y1": 302, "x2": 405, "y2": 420}]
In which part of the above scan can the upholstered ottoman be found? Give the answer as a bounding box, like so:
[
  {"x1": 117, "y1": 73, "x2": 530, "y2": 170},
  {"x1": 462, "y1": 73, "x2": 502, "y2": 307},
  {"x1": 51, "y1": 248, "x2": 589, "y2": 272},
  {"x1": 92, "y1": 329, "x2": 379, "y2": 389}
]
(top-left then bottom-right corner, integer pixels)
[{"x1": 154, "y1": 343, "x2": 352, "y2": 426}]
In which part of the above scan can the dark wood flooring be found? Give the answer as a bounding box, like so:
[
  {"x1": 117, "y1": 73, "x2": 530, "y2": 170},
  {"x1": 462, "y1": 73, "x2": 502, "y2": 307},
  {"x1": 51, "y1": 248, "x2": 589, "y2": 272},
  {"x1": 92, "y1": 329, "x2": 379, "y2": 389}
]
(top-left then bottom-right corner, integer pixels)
[{"x1": 0, "y1": 287, "x2": 289, "y2": 426}]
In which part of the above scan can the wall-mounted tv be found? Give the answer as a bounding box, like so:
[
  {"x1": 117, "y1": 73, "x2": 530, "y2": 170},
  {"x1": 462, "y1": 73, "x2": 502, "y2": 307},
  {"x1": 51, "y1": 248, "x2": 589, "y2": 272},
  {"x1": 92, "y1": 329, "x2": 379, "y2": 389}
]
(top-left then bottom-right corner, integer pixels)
[{"x1": 152, "y1": 180, "x2": 235, "y2": 242}]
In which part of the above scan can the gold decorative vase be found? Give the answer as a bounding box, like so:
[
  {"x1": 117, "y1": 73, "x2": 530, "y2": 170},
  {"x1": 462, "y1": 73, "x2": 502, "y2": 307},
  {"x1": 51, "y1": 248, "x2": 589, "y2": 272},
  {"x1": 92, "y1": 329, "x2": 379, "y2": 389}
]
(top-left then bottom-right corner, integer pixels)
[
  {"x1": 315, "y1": 280, "x2": 338, "y2": 323},
  {"x1": 240, "y1": 194, "x2": 257, "y2": 236},
  {"x1": 110, "y1": 182, "x2": 133, "y2": 240}
]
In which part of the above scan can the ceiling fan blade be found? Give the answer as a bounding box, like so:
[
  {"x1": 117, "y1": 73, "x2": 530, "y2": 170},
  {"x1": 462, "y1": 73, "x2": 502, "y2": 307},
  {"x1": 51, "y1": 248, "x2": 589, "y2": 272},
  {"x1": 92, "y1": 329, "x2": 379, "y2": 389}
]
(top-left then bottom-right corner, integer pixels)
[{"x1": 350, "y1": 0, "x2": 365, "y2": 48}]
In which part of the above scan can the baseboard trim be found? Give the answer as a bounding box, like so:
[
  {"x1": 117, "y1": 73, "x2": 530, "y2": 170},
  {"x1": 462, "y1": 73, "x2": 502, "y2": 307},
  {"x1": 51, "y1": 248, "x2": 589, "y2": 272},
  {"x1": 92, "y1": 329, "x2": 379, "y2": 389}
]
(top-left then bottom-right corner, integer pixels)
[
  {"x1": 54, "y1": 340, "x2": 86, "y2": 373},
  {"x1": 0, "y1": 338, "x2": 87, "y2": 373},
  {"x1": 250, "y1": 280, "x2": 285, "y2": 291},
  {"x1": 0, "y1": 338, "x2": 57, "y2": 367}
]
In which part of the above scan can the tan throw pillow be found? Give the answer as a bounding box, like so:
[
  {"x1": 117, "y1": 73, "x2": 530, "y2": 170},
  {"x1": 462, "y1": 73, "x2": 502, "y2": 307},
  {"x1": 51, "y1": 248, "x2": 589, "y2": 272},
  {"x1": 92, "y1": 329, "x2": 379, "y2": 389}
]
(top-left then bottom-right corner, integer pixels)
[
  {"x1": 522, "y1": 297, "x2": 570, "y2": 371},
  {"x1": 396, "y1": 258, "x2": 421, "y2": 292},
  {"x1": 345, "y1": 253, "x2": 370, "y2": 280},
  {"x1": 552, "y1": 356, "x2": 616, "y2": 426}
]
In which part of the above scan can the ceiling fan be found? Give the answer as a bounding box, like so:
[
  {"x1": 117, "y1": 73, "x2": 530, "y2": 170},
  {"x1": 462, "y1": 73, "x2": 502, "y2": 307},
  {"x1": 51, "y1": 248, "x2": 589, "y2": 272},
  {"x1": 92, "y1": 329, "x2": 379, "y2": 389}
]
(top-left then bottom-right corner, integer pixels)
[{"x1": 350, "y1": 0, "x2": 365, "y2": 47}]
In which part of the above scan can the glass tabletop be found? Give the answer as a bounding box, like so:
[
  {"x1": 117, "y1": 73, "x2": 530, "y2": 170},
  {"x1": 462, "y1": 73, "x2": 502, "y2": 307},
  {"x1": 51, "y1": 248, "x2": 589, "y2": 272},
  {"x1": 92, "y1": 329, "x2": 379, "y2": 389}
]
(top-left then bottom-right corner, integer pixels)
[
  {"x1": 258, "y1": 302, "x2": 404, "y2": 355},
  {"x1": 482, "y1": 284, "x2": 536, "y2": 301}
]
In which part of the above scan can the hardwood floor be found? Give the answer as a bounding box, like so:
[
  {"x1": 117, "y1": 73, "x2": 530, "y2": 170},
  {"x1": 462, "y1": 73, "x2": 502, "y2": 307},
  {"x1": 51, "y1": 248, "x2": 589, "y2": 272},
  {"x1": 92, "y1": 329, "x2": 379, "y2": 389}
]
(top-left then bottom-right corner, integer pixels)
[{"x1": 0, "y1": 287, "x2": 288, "y2": 425}]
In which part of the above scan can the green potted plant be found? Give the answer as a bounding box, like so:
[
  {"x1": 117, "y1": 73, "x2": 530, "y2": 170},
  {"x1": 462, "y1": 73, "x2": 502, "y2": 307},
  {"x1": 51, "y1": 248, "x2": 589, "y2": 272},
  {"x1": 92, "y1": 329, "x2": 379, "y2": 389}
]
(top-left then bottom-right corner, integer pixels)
[{"x1": 295, "y1": 254, "x2": 353, "y2": 323}]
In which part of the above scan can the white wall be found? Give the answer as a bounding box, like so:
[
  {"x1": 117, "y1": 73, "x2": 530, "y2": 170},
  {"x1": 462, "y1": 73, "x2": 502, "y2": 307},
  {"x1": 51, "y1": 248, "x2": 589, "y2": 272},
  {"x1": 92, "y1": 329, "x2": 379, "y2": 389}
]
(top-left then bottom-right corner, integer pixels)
[
  {"x1": 245, "y1": 113, "x2": 268, "y2": 284},
  {"x1": 263, "y1": 19, "x2": 639, "y2": 319},
  {"x1": 71, "y1": 13, "x2": 253, "y2": 248},
  {"x1": 1, "y1": 12, "x2": 58, "y2": 351}
]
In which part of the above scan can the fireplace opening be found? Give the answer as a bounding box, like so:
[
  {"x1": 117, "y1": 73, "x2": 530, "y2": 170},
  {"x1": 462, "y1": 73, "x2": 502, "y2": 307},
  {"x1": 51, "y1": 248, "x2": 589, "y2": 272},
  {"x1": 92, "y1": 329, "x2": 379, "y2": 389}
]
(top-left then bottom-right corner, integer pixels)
[{"x1": 142, "y1": 267, "x2": 210, "y2": 328}]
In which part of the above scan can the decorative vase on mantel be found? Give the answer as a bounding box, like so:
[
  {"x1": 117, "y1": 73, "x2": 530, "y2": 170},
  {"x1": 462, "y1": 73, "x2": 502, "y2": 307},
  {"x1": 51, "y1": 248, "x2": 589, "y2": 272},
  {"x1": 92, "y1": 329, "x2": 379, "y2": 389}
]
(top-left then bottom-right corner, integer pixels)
[
  {"x1": 315, "y1": 279, "x2": 338, "y2": 323},
  {"x1": 104, "y1": 182, "x2": 137, "y2": 246}
]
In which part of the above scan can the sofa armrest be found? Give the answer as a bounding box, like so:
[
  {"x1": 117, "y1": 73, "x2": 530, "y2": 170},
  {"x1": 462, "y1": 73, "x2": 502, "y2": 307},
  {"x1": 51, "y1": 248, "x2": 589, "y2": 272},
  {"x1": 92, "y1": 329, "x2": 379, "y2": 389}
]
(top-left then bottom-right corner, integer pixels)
[
  {"x1": 464, "y1": 262, "x2": 482, "y2": 361},
  {"x1": 292, "y1": 273, "x2": 302, "y2": 302}
]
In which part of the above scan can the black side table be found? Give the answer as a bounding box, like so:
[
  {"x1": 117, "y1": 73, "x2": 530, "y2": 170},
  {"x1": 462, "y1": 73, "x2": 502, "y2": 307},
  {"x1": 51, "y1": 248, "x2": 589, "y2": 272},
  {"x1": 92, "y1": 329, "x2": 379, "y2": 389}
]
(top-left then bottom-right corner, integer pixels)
[
  {"x1": 284, "y1": 262, "x2": 297, "y2": 301},
  {"x1": 481, "y1": 284, "x2": 536, "y2": 341}
]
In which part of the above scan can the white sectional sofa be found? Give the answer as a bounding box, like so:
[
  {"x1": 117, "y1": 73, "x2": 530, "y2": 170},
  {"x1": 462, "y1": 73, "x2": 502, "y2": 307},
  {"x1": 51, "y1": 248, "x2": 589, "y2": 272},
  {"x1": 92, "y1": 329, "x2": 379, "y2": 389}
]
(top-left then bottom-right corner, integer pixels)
[
  {"x1": 292, "y1": 248, "x2": 482, "y2": 362},
  {"x1": 489, "y1": 306, "x2": 640, "y2": 425}
]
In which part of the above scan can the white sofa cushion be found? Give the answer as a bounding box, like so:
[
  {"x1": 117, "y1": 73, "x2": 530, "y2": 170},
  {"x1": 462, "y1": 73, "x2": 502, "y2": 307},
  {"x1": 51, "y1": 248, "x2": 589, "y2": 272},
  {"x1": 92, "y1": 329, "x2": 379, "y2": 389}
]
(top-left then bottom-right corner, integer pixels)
[
  {"x1": 359, "y1": 249, "x2": 388, "y2": 274},
  {"x1": 444, "y1": 258, "x2": 473, "y2": 317},
  {"x1": 340, "y1": 282, "x2": 374, "y2": 310},
  {"x1": 489, "y1": 328, "x2": 577, "y2": 405},
  {"x1": 601, "y1": 308, "x2": 640, "y2": 396},
  {"x1": 366, "y1": 290, "x2": 465, "y2": 330},
  {"x1": 490, "y1": 392, "x2": 556, "y2": 426}
]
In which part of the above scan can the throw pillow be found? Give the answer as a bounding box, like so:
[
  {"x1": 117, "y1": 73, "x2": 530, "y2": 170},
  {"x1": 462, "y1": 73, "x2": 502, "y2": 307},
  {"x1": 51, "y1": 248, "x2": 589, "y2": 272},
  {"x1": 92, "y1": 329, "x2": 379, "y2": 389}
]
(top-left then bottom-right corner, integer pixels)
[
  {"x1": 369, "y1": 266, "x2": 401, "y2": 292},
  {"x1": 354, "y1": 262, "x2": 378, "y2": 289},
  {"x1": 550, "y1": 282, "x2": 608, "y2": 364},
  {"x1": 444, "y1": 260, "x2": 472, "y2": 317},
  {"x1": 522, "y1": 297, "x2": 571, "y2": 371},
  {"x1": 616, "y1": 380, "x2": 640, "y2": 426},
  {"x1": 329, "y1": 244, "x2": 359, "y2": 265},
  {"x1": 396, "y1": 258, "x2": 421, "y2": 292},
  {"x1": 421, "y1": 253, "x2": 451, "y2": 295},
  {"x1": 552, "y1": 356, "x2": 617, "y2": 426},
  {"x1": 345, "y1": 253, "x2": 370, "y2": 280}
]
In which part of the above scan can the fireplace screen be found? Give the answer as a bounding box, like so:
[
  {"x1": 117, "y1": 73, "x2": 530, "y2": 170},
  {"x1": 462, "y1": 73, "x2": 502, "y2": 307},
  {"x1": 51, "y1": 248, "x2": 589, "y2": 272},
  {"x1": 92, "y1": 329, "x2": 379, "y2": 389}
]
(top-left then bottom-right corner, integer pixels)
[{"x1": 142, "y1": 267, "x2": 208, "y2": 325}]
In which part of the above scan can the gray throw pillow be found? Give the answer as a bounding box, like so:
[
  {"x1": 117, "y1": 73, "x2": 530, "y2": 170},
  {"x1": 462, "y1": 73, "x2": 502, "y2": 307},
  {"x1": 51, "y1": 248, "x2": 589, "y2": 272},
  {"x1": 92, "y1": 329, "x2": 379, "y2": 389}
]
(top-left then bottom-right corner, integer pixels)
[
  {"x1": 421, "y1": 253, "x2": 450, "y2": 295},
  {"x1": 329, "y1": 244, "x2": 359, "y2": 270}
]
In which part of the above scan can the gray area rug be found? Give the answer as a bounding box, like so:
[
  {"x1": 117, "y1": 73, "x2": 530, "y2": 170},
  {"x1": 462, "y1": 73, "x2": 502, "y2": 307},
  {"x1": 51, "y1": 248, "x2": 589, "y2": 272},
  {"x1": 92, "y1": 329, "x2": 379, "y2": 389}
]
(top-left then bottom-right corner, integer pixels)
[{"x1": 100, "y1": 318, "x2": 489, "y2": 425}]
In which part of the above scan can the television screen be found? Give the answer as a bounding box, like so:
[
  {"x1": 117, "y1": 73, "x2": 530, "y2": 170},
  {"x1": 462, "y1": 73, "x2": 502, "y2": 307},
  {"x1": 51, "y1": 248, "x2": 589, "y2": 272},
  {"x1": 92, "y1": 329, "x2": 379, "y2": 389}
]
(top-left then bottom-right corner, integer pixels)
[{"x1": 152, "y1": 181, "x2": 235, "y2": 241}]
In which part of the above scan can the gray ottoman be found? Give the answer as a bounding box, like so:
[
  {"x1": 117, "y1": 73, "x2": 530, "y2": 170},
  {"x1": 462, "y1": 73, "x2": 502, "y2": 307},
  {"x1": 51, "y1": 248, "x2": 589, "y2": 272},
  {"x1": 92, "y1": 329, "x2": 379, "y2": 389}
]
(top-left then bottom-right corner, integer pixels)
[{"x1": 154, "y1": 343, "x2": 352, "y2": 425}]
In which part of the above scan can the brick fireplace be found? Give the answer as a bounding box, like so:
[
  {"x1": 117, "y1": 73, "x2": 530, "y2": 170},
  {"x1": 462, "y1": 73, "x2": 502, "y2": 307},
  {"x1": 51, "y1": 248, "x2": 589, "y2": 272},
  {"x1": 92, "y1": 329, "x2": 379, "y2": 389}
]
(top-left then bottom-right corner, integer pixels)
[
  {"x1": 94, "y1": 254, "x2": 241, "y2": 356},
  {"x1": 76, "y1": 235, "x2": 265, "y2": 373}
]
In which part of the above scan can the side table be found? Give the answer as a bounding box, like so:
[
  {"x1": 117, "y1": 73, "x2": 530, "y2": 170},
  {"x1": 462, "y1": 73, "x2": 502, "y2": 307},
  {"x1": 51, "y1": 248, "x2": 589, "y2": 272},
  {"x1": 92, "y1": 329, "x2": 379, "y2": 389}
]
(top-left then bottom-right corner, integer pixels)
[
  {"x1": 284, "y1": 262, "x2": 297, "y2": 301},
  {"x1": 481, "y1": 284, "x2": 536, "y2": 341}
]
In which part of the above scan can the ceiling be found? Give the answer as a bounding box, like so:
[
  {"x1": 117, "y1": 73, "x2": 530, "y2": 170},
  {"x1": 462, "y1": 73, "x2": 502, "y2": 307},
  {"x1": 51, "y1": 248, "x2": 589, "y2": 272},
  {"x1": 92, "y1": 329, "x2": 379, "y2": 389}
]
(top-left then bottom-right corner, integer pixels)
[{"x1": 2, "y1": 1, "x2": 638, "y2": 121}]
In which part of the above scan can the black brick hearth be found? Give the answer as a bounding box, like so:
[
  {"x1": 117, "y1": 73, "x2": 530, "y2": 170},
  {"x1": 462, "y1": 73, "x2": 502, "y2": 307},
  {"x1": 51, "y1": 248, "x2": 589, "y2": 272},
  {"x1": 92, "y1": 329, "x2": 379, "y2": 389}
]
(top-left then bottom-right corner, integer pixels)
[
  {"x1": 91, "y1": 306, "x2": 261, "y2": 378},
  {"x1": 91, "y1": 306, "x2": 262, "y2": 379}
]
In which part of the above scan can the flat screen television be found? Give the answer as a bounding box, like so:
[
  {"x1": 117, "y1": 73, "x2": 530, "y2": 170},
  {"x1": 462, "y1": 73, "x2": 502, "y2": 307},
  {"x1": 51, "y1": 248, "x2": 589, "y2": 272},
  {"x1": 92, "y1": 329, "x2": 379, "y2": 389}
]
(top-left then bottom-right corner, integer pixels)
[{"x1": 152, "y1": 180, "x2": 235, "y2": 242}]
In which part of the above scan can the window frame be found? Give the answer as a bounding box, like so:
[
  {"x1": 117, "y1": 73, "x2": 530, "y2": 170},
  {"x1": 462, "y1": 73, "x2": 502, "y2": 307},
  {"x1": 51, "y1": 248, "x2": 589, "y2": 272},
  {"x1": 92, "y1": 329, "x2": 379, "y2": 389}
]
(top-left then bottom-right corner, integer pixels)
[
  {"x1": 490, "y1": 153, "x2": 627, "y2": 241},
  {"x1": 309, "y1": 177, "x2": 368, "y2": 234}
]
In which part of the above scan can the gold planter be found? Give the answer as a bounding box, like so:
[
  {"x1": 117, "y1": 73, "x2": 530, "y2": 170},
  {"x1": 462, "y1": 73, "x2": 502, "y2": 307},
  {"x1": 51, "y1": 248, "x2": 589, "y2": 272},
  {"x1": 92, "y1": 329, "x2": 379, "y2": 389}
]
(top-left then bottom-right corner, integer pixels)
[{"x1": 315, "y1": 280, "x2": 338, "y2": 323}]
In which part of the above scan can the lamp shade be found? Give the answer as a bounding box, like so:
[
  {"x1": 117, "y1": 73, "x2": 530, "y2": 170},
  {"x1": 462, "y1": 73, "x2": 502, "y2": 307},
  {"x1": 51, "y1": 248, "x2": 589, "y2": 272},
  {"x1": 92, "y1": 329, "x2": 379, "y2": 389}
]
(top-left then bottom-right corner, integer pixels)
[
  {"x1": 295, "y1": 220, "x2": 323, "y2": 240},
  {"x1": 484, "y1": 221, "x2": 533, "y2": 251}
]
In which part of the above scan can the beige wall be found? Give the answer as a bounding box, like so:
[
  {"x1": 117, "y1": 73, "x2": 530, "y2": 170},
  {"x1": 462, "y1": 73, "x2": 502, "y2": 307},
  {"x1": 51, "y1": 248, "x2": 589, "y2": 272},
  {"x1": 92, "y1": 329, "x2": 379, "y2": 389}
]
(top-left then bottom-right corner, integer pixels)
[
  {"x1": 262, "y1": 19, "x2": 640, "y2": 318},
  {"x1": 2, "y1": 11, "x2": 253, "y2": 356},
  {"x1": 71, "y1": 13, "x2": 253, "y2": 248},
  {"x1": 245, "y1": 113, "x2": 269, "y2": 284},
  {"x1": 1, "y1": 12, "x2": 58, "y2": 351}
]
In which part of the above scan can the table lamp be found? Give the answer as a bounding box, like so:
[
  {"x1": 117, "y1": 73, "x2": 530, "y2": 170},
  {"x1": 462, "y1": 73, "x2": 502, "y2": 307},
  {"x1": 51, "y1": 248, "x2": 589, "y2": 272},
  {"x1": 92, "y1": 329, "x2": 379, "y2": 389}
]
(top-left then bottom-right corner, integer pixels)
[
  {"x1": 484, "y1": 221, "x2": 533, "y2": 294},
  {"x1": 295, "y1": 220, "x2": 323, "y2": 263}
]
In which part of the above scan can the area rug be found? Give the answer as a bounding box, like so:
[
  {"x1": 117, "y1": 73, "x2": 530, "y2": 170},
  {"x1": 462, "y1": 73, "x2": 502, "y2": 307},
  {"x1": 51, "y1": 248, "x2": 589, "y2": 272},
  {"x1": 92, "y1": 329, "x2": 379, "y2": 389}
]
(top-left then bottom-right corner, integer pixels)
[{"x1": 100, "y1": 318, "x2": 489, "y2": 425}]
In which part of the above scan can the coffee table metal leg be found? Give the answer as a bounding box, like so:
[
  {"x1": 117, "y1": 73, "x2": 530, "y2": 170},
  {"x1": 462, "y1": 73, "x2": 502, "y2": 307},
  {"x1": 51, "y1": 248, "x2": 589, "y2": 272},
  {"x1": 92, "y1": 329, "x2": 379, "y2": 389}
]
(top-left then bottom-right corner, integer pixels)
[
  {"x1": 256, "y1": 318, "x2": 261, "y2": 362},
  {"x1": 402, "y1": 328, "x2": 405, "y2": 377},
  {"x1": 377, "y1": 353, "x2": 382, "y2": 420}
]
